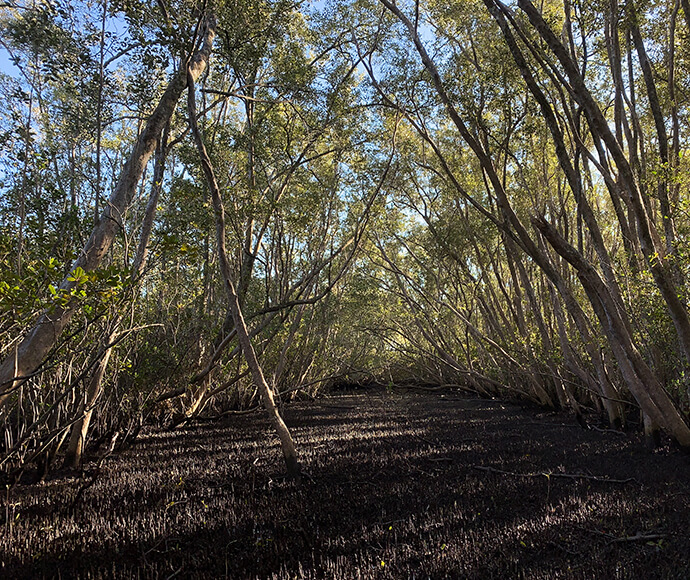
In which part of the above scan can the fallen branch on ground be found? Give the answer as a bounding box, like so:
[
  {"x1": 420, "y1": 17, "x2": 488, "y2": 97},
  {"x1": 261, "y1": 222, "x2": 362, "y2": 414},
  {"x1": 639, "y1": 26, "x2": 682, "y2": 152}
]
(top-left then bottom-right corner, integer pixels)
[
  {"x1": 472, "y1": 465, "x2": 638, "y2": 484},
  {"x1": 206, "y1": 407, "x2": 262, "y2": 419},
  {"x1": 387, "y1": 383, "x2": 474, "y2": 394},
  {"x1": 579, "y1": 527, "x2": 667, "y2": 543},
  {"x1": 590, "y1": 426, "x2": 627, "y2": 435}
]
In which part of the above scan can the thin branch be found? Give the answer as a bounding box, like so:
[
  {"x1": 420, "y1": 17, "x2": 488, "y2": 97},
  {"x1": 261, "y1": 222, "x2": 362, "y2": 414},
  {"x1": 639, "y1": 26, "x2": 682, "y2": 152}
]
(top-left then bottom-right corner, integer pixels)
[{"x1": 473, "y1": 465, "x2": 638, "y2": 484}]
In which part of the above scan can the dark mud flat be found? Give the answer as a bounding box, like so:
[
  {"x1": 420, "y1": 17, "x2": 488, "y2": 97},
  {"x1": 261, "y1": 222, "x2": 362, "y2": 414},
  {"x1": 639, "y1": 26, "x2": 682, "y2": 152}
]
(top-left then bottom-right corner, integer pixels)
[{"x1": 2, "y1": 390, "x2": 690, "y2": 579}]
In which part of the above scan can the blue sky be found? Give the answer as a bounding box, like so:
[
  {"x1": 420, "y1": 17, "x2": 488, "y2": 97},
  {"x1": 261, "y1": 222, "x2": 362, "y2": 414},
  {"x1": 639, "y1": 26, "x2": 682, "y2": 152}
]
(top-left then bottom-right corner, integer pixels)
[{"x1": 0, "y1": 43, "x2": 18, "y2": 77}]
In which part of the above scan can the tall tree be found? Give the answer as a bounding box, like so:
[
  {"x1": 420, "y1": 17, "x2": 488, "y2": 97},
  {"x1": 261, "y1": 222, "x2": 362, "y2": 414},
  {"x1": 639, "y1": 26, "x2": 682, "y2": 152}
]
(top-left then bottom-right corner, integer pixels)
[{"x1": 0, "y1": 10, "x2": 217, "y2": 409}]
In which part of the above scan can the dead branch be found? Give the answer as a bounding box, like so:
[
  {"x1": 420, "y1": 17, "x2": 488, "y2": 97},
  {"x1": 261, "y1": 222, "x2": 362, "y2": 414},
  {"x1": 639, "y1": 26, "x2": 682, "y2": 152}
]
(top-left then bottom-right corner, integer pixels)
[
  {"x1": 473, "y1": 465, "x2": 638, "y2": 484},
  {"x1": 590, "y1": 426, "x2": 627, "y2": 436}
]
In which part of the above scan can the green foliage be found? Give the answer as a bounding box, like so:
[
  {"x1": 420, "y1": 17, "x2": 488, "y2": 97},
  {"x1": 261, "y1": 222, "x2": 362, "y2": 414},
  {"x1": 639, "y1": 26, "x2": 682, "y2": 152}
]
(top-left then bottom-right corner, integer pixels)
[{"x1": 0, "y1": 252, "x2": 59, "y2": 328}]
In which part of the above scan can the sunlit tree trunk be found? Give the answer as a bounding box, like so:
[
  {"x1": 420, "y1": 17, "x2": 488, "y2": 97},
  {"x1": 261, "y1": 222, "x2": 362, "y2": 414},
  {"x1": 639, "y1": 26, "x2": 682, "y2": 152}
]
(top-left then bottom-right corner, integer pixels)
[
  {"x1": 628, "y1": 9, "x2": 676, "y2": 254},
  {"x1": 515, "y1": 0, "x2": 690, "y2": 367},
  {"x1": 668, "y1": 0, "x2": 681, "y2": 221},
  {"x1": 63, "y1": 333, "x2": 115, "y2": 468},
  {"x1": 187, "y1": 71, "x2": 301, "y2": 479},
  {"x1": 63, "y1": 125, "x2": 170, "y2": 469},
  {"x1": 535, "y1": 216, "x2": 690, "y2": 448}
]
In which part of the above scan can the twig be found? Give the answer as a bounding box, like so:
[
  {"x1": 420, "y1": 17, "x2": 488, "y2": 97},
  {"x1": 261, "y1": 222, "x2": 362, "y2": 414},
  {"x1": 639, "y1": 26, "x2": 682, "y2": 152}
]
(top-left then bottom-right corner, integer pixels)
[
  {"x1": 165, "y1": 566, "x2": 183, "y2": 580},
  {"x1": 69, "y1": 468, "x2": 101, "y2": 512},
  {"x1": 522, "y1": 422, "x2": 580, "y2": 428},
  {"x1": 590, "y1": 426, "x2": 627, "y2": 436},
  {"x1": 578, "y1": 526, "x2": 667, "y2": 544},
  {"x1": 411, "y1": 433, "x2": 441, "y2": 447},
  {"x1": 546, "y1": 540, "x2": 582, "y2": 557},
  {"x1": 473, "y1": 465, "x2": 637, "y2": 484},
  {"x1": 165, "y1": 500, "x2": 189, "y2": 512},
  {"x1": 183, "y1": 406, "x2": 262, "y2": 424}
]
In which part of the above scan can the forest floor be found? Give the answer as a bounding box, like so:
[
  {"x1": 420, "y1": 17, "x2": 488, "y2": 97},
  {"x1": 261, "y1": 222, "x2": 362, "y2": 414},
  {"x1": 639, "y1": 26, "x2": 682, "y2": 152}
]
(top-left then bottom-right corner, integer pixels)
[{"x1": 2, "y1": 388, "x2": 690, "y2": 579}]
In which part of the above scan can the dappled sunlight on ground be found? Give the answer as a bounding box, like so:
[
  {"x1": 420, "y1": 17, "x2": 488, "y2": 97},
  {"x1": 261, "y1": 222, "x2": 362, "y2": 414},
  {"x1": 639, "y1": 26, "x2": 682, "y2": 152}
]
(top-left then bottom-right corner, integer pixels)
[{"x1": 2, "y1": 389, "x2": 689, "y2": 579}]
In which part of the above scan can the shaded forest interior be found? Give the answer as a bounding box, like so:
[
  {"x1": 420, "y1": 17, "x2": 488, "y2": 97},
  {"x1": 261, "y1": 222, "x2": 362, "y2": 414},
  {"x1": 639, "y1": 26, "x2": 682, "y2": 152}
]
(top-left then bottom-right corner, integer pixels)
[
  {"x1": 2, "y1": 0, "x2": 690, "y2": 575},
  {"x1": 2, "y1": 390, "x2": 690, "y2": 579}
]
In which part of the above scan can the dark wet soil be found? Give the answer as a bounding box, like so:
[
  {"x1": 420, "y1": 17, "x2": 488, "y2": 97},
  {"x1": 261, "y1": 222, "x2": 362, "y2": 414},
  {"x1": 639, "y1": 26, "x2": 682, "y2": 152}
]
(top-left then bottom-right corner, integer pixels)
[{"x1": 2, "y1": 389, "x2": 690, "y2": 579}]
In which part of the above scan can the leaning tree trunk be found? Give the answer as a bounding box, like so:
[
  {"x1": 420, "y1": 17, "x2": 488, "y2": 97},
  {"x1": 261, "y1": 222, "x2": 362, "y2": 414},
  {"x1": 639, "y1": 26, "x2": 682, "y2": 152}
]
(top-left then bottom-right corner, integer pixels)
[
  {"x1": 534, "y1": 216, "x2": 690, "y2": 448},
  {"x1": 384, "y1": 0, "x2": 670, "y2": 437},
  {"x1": 63, "y1": 125, "x2": 171, "y2": 469},
  {"x1": 0, "y1": 16, "x2": 217, "y2": 409},
  {"x1": 187, "y1": 71, "x2": 301, "y2": 479},
  {"x1": 63, "y1": 333, "x2": 115, "y2": 468},
  {"x1": 515, "y1": 0, "x2": 690, "y2": 367}
]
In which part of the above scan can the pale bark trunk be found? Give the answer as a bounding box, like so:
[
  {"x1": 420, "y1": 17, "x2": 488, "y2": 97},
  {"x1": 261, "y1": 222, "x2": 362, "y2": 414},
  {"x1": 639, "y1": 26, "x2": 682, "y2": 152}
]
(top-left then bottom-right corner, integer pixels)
[
  {"x1": 515, "y1": 254, "x2": 570, "y2": 411},
  {"x1": 643, "y1": 412, "x2": 661, "y2": 449},
  {"x1": 504, "y1": 241, "x2": 528, "y2": 336},
  {"x1": 681, "y1": 0, "x2": 690, "y2": 34},
  {"x1": 485, "y1": 0, "x2": 685, "y2": 436},
  {"x1": 669, "y1": 1, "x2": 681, "y2": 215},
  {"x1": 628, "y1": 12, "x2": 676, "y2": 253},
  {"x1": 64, "y1": 338, "x2": 114, "y2": 468},
  {"x1": 516, "y1": 0, "x2": 690, "y2": 366},
  {"x1": 187, "y1": 72, "x2": 301, "y2": 479},
  {"x1": 551, "y1": 285, "x2": 612, "y2": 421},
  {"x1": 63, "y1": 119, "x2": 171, "y2": 467},
  {"x1": 381, "y1": 0, "x2": 639, "y2": 431},
  {"x1": 271, "y1": 303, "x2": 308, "y2": 391},
  {"x1": 0, "y1": 16, "x2": 217, "y2": 409},
  {"x1": 486, "y1": 0, "x2": 630, "y2": 423}
]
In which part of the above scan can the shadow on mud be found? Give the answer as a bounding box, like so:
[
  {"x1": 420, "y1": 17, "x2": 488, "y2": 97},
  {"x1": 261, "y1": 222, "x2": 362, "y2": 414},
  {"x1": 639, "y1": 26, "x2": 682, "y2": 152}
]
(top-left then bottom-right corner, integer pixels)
[{"x1": 2, "y1": 390, "x2": 689, "y2": 579}]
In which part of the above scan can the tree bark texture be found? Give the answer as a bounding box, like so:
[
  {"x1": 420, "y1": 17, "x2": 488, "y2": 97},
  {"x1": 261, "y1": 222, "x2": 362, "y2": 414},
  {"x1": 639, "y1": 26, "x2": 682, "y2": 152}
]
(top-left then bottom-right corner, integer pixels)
[
  {"x1": 515, "y1": 0, "x2": 690, "y2": 366},
  {"x1": 63, "y1": 335, "x2": 115, "y2": 468},
  {"x1": 533, "y1": 216, "x2": 690, "y2": 448}
]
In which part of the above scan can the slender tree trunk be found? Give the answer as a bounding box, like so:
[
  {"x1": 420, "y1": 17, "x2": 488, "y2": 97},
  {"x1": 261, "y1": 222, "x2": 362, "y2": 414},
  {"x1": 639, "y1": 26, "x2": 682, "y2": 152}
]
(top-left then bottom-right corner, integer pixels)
[
  {"x1": 380, "y1": 0, "x2": 632, "y2": 427},
  {"x1": 534, "y1": 215, "x2": 690, "y2": 448},
  {"x1": 628, "y1": 11, "x2": 676, "y2": 253},
  {"x1": 271, "y1": 303, "x2": 308, "y2": 391},
  {"x1": 187, "y1": 70, "x2": 301, "y2": 479},
  {"x1": 383, "y1": 0, "x2": 629, "y2": 413},
  {"x1": 17, "y1": 91, "x2": 32, "y2": 278},
  {"x1": 515, "y1": 252, "x2": 573, "y2": 412},
  {"x1": 515, "y1": 0, "x2": 690, "y2": 366},
  {"x1": 0, "y1": 16, "x2": 217, "y2": 409},
  {"x1": 63, "y1": 125, "x2": 170, "y2": 468},
  {"x1": 680, "y1": 0, "x2": 690, "y2": 34},
  {"x1": 504, "y1": 240, "x2": 528, "y2": 336},
  {"x1": 669, "y1": 1, "x2": 681, "y2": 215},
  {"x1": 63, "y1": 335, "x2": 115, "y2": 468}
]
